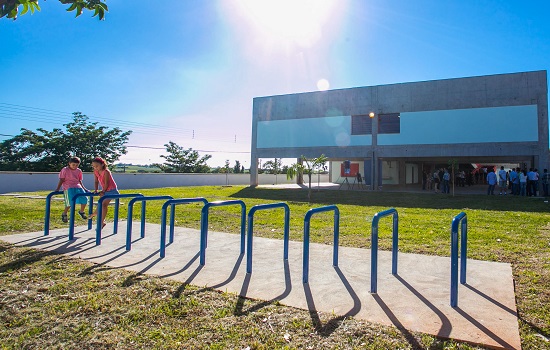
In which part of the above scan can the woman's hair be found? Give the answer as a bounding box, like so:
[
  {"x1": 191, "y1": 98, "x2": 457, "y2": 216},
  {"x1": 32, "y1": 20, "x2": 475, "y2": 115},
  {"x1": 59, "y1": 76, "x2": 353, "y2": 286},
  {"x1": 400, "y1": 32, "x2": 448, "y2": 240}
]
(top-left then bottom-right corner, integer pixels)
[
  {"x1": 92, "y1": 156, "x2": 108, "y2": 170},
  {"x1": 69, "y1": 156, "x2": 81, "y2": 164}
]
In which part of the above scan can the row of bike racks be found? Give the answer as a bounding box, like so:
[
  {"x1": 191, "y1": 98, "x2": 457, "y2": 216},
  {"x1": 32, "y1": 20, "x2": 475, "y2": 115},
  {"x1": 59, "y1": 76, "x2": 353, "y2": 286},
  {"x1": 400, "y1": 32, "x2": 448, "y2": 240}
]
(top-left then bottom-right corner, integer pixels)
[{"x1": 43, "y1": 191, "x2": 468, "y2": 307}]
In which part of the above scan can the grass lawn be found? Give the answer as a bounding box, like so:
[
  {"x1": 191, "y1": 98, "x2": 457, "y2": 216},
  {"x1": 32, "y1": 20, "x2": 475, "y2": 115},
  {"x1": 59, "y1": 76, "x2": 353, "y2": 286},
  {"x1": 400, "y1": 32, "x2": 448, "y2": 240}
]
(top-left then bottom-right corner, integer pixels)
[{"x1": 0, "y1": 186, "x2": 549, "y2": 349}]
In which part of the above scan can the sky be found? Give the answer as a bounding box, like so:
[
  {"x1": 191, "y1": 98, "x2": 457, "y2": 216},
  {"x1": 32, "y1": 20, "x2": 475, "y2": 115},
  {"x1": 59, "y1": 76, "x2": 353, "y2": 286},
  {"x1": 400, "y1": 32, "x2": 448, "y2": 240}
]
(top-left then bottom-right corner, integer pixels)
[{"x1": 1, "y1": 0, "x2": 549, "y2": 168}]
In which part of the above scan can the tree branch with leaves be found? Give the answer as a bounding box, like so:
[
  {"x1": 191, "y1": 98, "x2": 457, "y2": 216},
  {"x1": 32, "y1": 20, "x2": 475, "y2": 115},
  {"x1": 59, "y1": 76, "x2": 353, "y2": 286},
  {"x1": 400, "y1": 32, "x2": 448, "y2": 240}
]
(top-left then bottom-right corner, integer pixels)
[{"x1": 1, "y1": 0, "x2": 108, "y2": 20}]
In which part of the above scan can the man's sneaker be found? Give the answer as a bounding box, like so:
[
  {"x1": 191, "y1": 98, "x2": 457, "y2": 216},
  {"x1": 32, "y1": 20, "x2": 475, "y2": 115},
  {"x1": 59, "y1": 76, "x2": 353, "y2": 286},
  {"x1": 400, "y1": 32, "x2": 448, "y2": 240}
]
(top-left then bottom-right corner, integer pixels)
[
  {"x1": 61, "y1": 213, "x2": 68, "y2": 223},
  {"x1": 78, "y1": 211, "x2": 88, "y2": 220}
]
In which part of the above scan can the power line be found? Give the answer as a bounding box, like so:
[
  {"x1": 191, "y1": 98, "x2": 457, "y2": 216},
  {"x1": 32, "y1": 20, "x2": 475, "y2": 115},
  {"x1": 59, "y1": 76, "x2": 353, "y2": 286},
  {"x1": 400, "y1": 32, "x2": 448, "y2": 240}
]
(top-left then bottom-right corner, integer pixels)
[
  {"x1": 126, "y1": 145, "x2": 250, "y2": 154},
  {"x1": 0, "y1": 102, "x2": 251, "y2": 144}
]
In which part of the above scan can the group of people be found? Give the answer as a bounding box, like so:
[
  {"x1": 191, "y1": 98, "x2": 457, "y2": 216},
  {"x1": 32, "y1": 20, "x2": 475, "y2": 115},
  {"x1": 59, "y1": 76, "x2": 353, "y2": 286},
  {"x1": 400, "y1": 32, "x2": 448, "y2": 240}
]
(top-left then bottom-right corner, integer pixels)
[
  {"x1": 424, "y1": 168, "x2": 452, "y2": 193},
  {"x1": 423, "y1": 166, "x2": 550, "y2": 197},
  {"x1": 486, "y1": 166, "x2": 549, "y2": 196},
  {"x1": 54, "y1": 156, "x2": 119, "y2": 229}
]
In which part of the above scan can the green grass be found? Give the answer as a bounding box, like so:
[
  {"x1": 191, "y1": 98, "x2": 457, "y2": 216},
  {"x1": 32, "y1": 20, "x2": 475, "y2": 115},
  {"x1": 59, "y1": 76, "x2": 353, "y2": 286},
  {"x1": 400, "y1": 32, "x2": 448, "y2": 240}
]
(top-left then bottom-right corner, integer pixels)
[{"x1": 0, "y1": 186, "x2": 549, "y2": 349}]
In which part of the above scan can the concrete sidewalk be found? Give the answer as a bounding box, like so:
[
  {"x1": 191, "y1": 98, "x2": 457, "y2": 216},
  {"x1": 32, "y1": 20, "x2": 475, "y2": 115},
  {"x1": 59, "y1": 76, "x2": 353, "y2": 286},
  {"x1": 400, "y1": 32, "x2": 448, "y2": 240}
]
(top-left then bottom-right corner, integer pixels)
[{"x1": 1, "y1": 223, "x2": 521, "y2": 349}]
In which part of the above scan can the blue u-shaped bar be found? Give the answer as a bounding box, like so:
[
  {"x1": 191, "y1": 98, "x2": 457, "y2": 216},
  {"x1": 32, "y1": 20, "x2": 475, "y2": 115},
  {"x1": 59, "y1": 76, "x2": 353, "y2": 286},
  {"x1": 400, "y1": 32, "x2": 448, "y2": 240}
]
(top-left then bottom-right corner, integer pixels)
[
  {"x1": 370, "y1": 208, "x2": 399, "y2": 293},
  {"x1": 246, "y1": 202, "x2": 290, "y2": 273},
  {"x1": 303, "y1": 205, "x2": 340, "y2": 284},
  {"x1": 450, "y1": 212, "x2": 468, "y2": 307},
  {"x1": 95, "y1": 193, "x2": 143, "y2": 245},
  {"x1": 199, "y1": 200, "x2": 246, "y2": 266},
  {"x1": 68, "y1": 191, "x2": 99, "y2": 240},
  {"x1": 125, "y1": 195, "x2": 173, "y2": 251},
  {"x1": 159, "y1": 197, "x2": 208, "y2": 258}
]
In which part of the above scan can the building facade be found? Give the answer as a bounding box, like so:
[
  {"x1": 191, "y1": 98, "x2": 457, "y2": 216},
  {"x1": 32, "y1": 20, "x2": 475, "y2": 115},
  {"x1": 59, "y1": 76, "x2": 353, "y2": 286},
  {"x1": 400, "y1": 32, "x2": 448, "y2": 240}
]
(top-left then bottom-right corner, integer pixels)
[{"x1": 250, "y1": 71, "x2": 548, "y2": 189}]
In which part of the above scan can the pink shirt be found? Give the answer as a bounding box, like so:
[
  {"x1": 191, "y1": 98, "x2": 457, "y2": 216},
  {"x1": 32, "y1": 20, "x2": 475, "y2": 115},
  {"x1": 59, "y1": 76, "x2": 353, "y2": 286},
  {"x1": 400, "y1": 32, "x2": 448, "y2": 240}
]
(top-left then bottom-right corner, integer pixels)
[
  {"x1": 94, "y1": 169, "x2": 117, "y2": 191},
  {"x1": 59, "y1": 167, "x2": 83, "y2": 190}
]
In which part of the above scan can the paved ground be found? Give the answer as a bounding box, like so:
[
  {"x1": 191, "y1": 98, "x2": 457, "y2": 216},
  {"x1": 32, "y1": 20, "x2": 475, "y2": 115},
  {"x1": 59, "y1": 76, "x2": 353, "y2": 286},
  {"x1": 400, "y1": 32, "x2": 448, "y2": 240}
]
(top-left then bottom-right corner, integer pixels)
[{"x1": 1, "y1": 221, "x2": 520, "y2": 349}]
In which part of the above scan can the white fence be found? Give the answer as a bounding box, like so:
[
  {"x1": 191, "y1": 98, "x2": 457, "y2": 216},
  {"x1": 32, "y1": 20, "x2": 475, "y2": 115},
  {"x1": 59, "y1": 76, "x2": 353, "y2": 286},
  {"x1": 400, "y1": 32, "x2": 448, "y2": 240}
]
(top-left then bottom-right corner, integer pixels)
[{"x1": 0, "y1": 172, "x2": 330, "y2": 194}]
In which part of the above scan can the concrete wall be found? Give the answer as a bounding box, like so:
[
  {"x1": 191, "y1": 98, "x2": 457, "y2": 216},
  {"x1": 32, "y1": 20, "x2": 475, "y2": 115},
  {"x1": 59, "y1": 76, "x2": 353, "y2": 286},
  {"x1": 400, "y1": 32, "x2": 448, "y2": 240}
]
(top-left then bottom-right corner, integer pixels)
[{"x1": 0, "y1": 172, "x2": 329, "y2": 194}]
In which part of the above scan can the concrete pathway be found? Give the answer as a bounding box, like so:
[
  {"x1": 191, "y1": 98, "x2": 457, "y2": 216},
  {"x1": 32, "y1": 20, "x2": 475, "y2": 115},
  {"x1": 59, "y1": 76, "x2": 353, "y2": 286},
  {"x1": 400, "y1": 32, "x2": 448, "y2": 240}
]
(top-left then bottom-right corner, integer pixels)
[{"x1": 1, "y1": 223, "x2": 520, "y2": 349}]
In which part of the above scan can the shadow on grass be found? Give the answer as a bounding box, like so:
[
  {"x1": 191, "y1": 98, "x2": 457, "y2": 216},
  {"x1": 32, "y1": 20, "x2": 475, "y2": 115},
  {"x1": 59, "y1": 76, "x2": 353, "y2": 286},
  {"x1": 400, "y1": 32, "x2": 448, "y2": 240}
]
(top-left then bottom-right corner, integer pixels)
[
  {"x1": 0, "y1": 244, "x2": 53, "y2": 273},
  {"x1": 230, "y1": 187, "x2": 549, "y2": 213}
]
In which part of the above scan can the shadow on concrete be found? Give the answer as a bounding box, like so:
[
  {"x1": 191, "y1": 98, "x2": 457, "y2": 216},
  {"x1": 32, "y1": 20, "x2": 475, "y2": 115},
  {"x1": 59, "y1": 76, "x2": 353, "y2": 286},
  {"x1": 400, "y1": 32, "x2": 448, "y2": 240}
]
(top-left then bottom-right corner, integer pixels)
[
  {"x1": 394, "y1": 275, "x2": 452, "y2": 338},
  {"x1": 463, "y1": 283, "x2": 517, "y2": 316},
  {"x1": 371, "y1": 294, "x2": 424, "y2": 349},
  {"x1": 455, "y1": 306, "x2": 515, "y2": 349},
  {"x1": 234, "y1": 259, "x2": 292, "y2": 316},
  {"x1": 160, "y1": 251, "x2": 200, "y2": 279},
  {"x1": 174, "y1": 254, "x2": 244, "y2": 299},
  {"x1": 301, "y1": 266, "x2": 362, "y2": 337}
]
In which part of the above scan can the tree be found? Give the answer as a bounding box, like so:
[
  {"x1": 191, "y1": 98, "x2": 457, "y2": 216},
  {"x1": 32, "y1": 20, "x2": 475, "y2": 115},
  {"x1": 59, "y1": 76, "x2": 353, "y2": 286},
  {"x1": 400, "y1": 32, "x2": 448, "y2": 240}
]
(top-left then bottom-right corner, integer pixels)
[
  {"x1": 0, "y1": 112, "x2": 131, "y2": 172},
  {"x1": 233, "y1": 160, "x2": 242, "y2": 174},
  {"x1": 263, "y1": 158, "x2": 282, "y2": 174},
  {"x1": 1, "y1": 0, "x2": 108, "y2": 20},
  {"x1": 220, "y1": 160, "x2": 231, "y2": 173},
  {"x1": 286, "y1": 154, "x2": 328, "y2": 201},
  {"x1": 156, "y1": 141, "x2": 211, "y2": 173}
]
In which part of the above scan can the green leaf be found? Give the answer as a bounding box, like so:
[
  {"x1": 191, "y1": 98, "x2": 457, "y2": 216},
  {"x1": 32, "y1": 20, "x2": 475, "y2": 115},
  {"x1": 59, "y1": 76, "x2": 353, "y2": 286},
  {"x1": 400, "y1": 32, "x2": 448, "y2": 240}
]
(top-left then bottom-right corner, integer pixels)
[
  {"x1": 21, "y1": 3, "x2": 29, "y2": 15},
  {"x1": 66, "y1": 3, "x2": 77, "y2": 12}
]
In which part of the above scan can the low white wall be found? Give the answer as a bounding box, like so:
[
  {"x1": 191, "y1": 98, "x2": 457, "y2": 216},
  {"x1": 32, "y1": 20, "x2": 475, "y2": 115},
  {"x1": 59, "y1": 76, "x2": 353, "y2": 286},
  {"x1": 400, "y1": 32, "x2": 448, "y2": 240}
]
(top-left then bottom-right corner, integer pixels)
[{"x1": 0, "y1": 172, "x2": 330, "y2": 193}]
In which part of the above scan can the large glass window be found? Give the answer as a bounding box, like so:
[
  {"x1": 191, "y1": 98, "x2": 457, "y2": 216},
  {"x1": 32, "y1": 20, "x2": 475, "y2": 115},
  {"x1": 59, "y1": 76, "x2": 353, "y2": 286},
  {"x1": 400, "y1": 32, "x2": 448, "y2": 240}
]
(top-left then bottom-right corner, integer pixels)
[
  {"x1": 352, "y1": 113, "x2": 400, "y2": 135},
  {"x1": 378, "y1": 113, "x2": 400, "y2": 134},
  {"x1": 351, "y1": 115, "x2": 373, "y2": 135}
]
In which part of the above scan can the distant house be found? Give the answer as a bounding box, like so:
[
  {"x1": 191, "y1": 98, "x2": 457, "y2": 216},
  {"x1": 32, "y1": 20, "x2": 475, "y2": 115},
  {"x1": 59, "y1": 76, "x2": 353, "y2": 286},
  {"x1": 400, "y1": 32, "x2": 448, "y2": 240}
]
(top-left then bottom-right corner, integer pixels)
[{"x1": 250, "y1": 70, "x2": 548, "y2": 189}]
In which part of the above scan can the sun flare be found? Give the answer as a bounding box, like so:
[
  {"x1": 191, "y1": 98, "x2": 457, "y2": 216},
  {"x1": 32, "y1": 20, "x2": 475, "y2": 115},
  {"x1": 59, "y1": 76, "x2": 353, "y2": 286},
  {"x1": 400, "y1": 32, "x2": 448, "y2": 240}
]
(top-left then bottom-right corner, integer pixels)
[{"x1": 233, "y1": 0, "x2": 339, "y2": 48}]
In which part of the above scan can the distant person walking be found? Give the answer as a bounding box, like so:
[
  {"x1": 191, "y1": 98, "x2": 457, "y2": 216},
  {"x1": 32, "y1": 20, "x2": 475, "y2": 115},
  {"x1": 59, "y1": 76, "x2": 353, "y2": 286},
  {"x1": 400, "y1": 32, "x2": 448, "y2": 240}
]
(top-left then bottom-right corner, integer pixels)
[
  {"x1": 487, "y1": 168, "x2": 497, "y2": 195},
  {"x1": 89, "y1": 157, "x2": 119, "y2": 229},
  {"x1": 55, "y1": 156, "x2": 89, "y2": 223}
]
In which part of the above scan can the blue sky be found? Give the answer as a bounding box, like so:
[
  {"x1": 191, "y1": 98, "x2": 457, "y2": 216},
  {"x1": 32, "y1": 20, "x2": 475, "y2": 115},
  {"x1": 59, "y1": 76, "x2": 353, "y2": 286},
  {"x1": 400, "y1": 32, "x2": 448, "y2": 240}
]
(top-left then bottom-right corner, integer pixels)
[{"x1": 1, "y1": 0, "x2": 548, "y2": 167}]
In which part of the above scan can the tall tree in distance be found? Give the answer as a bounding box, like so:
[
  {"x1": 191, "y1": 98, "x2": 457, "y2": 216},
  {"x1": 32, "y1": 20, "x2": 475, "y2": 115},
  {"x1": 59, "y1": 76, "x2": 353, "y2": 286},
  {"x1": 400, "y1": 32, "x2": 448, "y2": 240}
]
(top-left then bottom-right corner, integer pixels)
[
  {"x1": 233, "y1": 160, "x2": 242, "y2": 174},
  {"x1": 156, "y1": 141, "x2": 211, "y2": 173},
  {"x1": 0, "y1": 112, "x2": 131, "y2": 172},
  {"x1": 1, "y1": 0, "x2": 108, "y2": 20}
]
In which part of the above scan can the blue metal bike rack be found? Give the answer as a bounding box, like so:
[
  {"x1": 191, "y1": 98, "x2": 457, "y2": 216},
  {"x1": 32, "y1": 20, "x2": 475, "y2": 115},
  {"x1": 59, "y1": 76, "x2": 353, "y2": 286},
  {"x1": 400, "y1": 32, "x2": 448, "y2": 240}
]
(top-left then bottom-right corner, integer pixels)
[
  {"x1": 125, "y1": 195, "x2": 173, "y2": 251},
  {"x1": 370, "y1": 208, "x2": 399, "y2": 294},
  {"x1": 68, "y1": 192, "x2": 99, "y2": 240},
  {"x1": 303, "y1": 205, "x2": 340, "y2": 284},
  {"x1": 450, "y1": 212, "x2": 468, "y2": 307},
  {"x1": 246, "y1": 202, "x2": 290, "y2": 273},
  {"x1": 96, "y1": 193, "x2": 143, "y2": 245},
  {"x1": 159, "y1": 197, "x2": 208, "y2": 258},
  {"x1": 44, "y1": 191, "x2": 64, "y2": 236},
  {"x1": 199, "y1": 200, "x2": 246, "y2": 266}
]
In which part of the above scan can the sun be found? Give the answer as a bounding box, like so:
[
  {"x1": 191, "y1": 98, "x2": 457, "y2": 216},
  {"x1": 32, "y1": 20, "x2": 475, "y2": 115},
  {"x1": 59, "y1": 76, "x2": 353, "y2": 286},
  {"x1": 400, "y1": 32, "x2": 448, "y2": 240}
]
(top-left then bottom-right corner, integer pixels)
[{"x1": 232, "y1": 0, "x2": 339, "y2": 48}]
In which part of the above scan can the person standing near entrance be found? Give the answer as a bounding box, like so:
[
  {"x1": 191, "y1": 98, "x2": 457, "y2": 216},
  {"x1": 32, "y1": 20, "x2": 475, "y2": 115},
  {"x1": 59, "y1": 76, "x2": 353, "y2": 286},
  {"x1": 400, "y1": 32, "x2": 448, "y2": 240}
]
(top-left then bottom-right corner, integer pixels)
[
  {"x1": 442, "y1": 168, "x2": 450, "y2": 194},
  {"x1": 509, "y1": 168, "x2": 518, "y2": 195},
  {"x1": 487, "y1": 168, "x2": 497, "y2": 195},
  {"x1": 498, "y1": 166, "x2": 507, "y2": 195},
  {"x1": 433, "y1": 169, "x2": 440, "y2": 193},
  {"x1": 519, "y1": 169, "x2": 527, "y2": 196}
]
